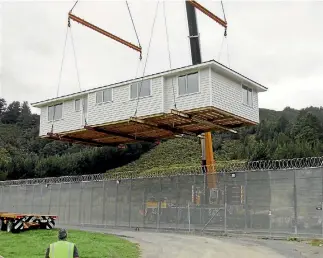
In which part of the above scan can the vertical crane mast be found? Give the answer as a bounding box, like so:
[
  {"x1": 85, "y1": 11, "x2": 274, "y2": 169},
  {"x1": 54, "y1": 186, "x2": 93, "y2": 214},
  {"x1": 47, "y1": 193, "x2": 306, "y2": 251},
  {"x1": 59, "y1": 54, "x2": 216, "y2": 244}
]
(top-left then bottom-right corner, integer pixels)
[
  {"x1": 185, "y1": 0, "x2": 227, "y2": 188},
  {"x1": 185, "y1": 1, "x2": 213, "y2": 176},
  {"x1": 185, "y1": 1, "x2": 202, "y2": 65}
]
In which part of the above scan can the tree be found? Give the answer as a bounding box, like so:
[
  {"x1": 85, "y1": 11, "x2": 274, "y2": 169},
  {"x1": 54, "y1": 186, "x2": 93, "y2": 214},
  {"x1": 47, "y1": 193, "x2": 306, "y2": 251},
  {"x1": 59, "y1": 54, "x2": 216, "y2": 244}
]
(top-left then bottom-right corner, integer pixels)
[
  {"x1": 1, "y1": 101, "x2": 21, "y2": 124},
  {"x1": 0, "y1": 98, "x2": 7, "y2": 116},
  {"x1": 292, "y1": 111, "x2": 323, "y2": 146},
  {"x1": 17, "y1": 101, "x2": 33, "y2": 129},
  {"x1": 0, "y1": 148, "x2": 11, "y2": 180}
]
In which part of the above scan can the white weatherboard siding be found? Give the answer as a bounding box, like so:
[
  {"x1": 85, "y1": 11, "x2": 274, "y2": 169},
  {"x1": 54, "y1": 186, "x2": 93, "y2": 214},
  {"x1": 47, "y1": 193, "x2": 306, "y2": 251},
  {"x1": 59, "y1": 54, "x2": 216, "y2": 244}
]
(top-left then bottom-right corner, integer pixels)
[
  {"x1": 164, "y1": 68, "x2": 211, "y2": 112},
  {"x1": 87, "y1": 77, "x2": 163, "y2": 126},
  {"x1": 39, "y1": 99, "x2": 83, "y2": 136},
  {"x1": 37, "y1": 62, "x2": 266, "y2": 137},
  {"x1": 211, "y1": 70, "x2": 259, "y2": 123}
]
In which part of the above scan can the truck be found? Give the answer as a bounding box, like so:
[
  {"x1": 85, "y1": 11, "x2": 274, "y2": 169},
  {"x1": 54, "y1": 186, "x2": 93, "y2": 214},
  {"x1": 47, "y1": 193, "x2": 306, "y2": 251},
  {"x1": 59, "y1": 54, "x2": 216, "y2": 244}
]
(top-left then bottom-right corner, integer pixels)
[{"x1": 0, "y1": 212, "x2": 57, "y2": 233}]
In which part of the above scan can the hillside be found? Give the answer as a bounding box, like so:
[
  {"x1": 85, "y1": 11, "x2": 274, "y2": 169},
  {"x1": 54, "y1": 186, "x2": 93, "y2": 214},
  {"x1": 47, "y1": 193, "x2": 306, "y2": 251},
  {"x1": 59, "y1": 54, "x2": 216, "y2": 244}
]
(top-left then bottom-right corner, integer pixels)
[{"x1": 1, "y1": 97, "x2": 323, "y2": 180}]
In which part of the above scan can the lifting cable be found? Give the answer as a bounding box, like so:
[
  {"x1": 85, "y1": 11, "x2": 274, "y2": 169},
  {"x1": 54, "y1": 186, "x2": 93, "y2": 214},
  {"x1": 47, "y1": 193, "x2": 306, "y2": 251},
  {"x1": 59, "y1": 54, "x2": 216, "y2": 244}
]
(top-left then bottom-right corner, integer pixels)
[
  {"x1": 52, "y1": 0, "x2": 86, "y2": 133},
  {"x1": 69, "y1": 24, "x2": 88, "y2": 125},
  {"x1": 133, "y1": 0, "x2": 160, "y2": 117},
  {"x1": 163, "y1": 1, "x2": 177, "y2": 110},
  {"x1": 126, "y1": 1, "x2": 142, "y2": 52},
  {"x1": 221, "y1": 0, "x2": 227, "y2": 36},
  {"x1": 70, "y1": 0, "x2": 79, "y2": 13},
  {"x1": 127, "y1": 0, "x2": 142, "y2": 83},
  {"x1": 70, "y1": 27, "x2": 82, "y2": 93},
  {"x1": 51, "y1": 25, "x2": 69, "y2": 134},
  {"x1": 217, "y1": 0, "x2": 231, "y2": 68},
  {"x1": 221, "y1": 0, "x2": 230, "y2": 67}
]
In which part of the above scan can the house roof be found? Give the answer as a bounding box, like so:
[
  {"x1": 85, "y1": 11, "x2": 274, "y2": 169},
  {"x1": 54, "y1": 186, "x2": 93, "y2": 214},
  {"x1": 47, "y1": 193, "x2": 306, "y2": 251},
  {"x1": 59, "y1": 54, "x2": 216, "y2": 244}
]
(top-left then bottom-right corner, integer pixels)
[{"x1": 31, "y1": 60, "x2": 268, "y2": 108}]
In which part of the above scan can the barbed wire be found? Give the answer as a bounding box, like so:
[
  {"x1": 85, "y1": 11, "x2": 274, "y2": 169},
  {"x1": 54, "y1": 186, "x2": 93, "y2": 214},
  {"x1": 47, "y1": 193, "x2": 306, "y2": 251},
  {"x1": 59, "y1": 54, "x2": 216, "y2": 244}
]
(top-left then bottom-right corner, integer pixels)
[{"x1": 1, "y1": 156, "x2": 323, "y2": 186}]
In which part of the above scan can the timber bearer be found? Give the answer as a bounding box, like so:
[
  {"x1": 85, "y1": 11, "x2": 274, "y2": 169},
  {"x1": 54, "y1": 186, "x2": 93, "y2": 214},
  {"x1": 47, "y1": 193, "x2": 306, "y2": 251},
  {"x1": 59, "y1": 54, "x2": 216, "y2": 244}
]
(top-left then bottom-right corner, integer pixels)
[{"x1": 45, "y1": 228, "x2": 79, "y2": 258}]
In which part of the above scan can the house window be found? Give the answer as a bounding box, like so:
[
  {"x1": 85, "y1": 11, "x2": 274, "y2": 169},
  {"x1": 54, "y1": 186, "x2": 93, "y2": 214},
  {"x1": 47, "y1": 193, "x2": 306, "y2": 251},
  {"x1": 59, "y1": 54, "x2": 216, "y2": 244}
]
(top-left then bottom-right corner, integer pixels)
[
  {"x1": 178, "y1": 72, "x2": 199, "y2": 95},
  {"x1": 130, "y1": 80, "x2": 151, "y2": 99},
  {"x1": 82, "y1": 97, "x2": 88, "y2": 113},
  {"x1": 103, "y1": 89, "x2": 112, "y2": 102},
  {"x1": 242, "y1": 85, "x2": 253, "y2": 106},
  {"x1": 96, "y1": 91, "x2": 103, "y2": 103},
  {"x1": 96, "y1": 88, "x2": 112, "y2": 103},
  {"x1": 75, "y1": 99, "x2": 81, "y2": 111},
  {"x1": 48, "y1": 103, "x2": 63, "y2": 121}
]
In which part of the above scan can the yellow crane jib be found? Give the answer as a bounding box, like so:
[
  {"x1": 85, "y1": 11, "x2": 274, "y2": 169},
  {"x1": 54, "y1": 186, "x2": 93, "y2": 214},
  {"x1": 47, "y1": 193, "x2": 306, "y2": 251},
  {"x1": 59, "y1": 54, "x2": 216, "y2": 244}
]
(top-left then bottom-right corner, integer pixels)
[{"x1": 68, "y1": 12, "x2": 142, "y2": 58}]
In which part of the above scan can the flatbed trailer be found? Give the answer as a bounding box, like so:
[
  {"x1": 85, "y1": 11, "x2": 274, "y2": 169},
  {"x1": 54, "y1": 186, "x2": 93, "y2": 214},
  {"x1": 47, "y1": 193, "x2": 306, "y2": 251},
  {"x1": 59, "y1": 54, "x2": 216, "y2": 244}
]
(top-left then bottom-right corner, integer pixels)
[{"x1": 0, "y1": 212, "x2": 57, "y2": 233}]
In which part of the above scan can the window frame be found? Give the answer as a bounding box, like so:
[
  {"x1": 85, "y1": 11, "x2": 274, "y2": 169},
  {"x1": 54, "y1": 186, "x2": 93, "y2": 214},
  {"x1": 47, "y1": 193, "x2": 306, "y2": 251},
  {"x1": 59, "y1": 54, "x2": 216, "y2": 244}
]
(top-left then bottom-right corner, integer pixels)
[
  {"x1": 75, "y1": 99, "x2": 81, "y2": 112},
  {"x1": 103, "y1": 88, "x2": 113, "y2": 103},
  {"x1": 177, "y1": 72, "x2": 200, "y2": 96},
  {"x1": 96, "y1": 88, "x2": 113, "y2": 104},
  {"x1": 242, "y1": 84, "x2": 253, "y2": 107},
  {"x1": 48, "y1": 103, "x2": 63, "y2": 121},
  {"x1": 130, "y1": 79, "x2": 152, "y2": 100}
]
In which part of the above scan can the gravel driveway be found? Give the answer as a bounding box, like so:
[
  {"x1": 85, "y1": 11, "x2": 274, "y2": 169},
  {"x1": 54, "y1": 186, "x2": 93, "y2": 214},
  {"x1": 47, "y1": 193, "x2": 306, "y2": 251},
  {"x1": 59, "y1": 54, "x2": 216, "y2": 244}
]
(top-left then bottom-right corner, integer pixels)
[{"x1": 63, "y1": 225, "x2": 323, "y2": 258}]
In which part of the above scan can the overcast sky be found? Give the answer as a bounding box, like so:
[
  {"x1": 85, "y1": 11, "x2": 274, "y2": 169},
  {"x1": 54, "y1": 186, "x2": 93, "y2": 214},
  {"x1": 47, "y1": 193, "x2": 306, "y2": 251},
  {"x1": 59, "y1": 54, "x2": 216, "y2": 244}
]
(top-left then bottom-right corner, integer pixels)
[{"x1": 1, "y1": 0, "x2": 322, "y2": 114}]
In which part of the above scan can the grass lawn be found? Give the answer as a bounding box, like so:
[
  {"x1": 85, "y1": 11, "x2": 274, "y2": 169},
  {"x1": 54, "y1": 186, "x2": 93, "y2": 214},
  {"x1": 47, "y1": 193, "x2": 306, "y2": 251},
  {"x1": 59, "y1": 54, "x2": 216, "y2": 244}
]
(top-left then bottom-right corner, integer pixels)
[{"x1": 0, "y1": 228, "x2": 140, "y2": 258}]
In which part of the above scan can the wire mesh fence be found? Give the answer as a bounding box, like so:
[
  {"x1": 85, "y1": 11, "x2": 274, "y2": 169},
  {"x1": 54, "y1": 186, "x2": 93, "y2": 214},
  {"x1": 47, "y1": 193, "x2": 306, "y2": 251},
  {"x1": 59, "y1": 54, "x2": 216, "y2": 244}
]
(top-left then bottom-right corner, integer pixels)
[{"x1": 1, "y1": 157, "x2": 323, "y2": 238}]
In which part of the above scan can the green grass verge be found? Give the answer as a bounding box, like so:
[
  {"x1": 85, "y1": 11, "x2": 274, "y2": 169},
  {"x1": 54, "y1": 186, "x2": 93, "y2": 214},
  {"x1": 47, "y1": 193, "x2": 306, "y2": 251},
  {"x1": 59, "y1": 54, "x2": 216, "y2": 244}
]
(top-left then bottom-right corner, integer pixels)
[
  {"x1": 309, "y1": 238, "x2": 323, "y2": 246},
  {"x1": 0, "y1": 229, "x2": 140, "y2": 258}
]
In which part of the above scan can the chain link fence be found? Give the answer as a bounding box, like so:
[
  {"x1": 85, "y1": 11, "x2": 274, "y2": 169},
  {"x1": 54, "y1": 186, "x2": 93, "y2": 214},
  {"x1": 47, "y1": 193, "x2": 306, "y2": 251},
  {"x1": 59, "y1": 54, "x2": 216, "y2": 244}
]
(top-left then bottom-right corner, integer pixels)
[{"x1": 1, "y1": 157, "x2": 323, "y2": 238}]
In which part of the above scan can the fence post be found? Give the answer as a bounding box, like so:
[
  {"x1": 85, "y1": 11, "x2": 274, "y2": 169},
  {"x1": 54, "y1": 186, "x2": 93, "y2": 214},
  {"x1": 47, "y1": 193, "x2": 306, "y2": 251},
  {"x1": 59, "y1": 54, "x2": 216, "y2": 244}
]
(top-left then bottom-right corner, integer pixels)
[
  {"x1": 321, "y1": 169, "x2": 323, "y2": 237},
  {"x1": 78, "y1": 182, "x2": 83, "y2": 226},
  {"x1": 40, "y1": 183, "x2": 43, "y2": 214},
  {"x1": 268, "y1": 170, "x2": 272, "y2": 237},
  {"x1": 224, "y1": 176, "x2": 227, "y2": 234},
  {"x1": 0, "y1": 186, "x2": 2, "y2": 210},
  {"x1": 48, "y1": 184, "x2": 52, "y2": 215},
  {"x1": 57, "y1": 183, "x2": 62, "y2": 225},
  {"x1": 89, "y1": 183, "x2": 94, "y2": 225},
  {"x1": 24, "y1": 185, "x2": 28, "y2": 214},
  {"x1": 128, "y1": 178, "x2": 132, "y2": 228},
  {"x1": 115, "y1": 180, "x2": 119, "y2": 227},
  {"x1": 176, "y1": 175, "x2": 179, "y2": 231},
  {"x1": 188, "y1": 202, "x2": 191, "y2": 233},
  {"x1": 142, "y1": 189, "x2": 146, "y2": 228},
  {"x1": 293, "y1": 170, "x2": 298, "y2": 235},
  {"x1": 102, "y1": 180, "x2": 106, "y2": 227},
  {"x1": 31, "y1": 184, "x2": 35, "y2": 213},
  {"x1": 8, "y1": 185, "x2": 12, "y2": 212},
  {"x1": 67, "y1": 183, "x2": 72, "y2": 225},
  {"x1": 244, "y1": 172, "x2": 248, "y2": 231},
  {"x1": 157, "y1": 201, "x2": 160, "y2": 231}
]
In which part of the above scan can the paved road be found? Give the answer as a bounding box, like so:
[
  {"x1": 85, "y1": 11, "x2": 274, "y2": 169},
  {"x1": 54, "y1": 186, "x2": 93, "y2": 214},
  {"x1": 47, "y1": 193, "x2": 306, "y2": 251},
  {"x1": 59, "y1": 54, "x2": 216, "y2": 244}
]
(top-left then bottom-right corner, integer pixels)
[{"x1": 63, "y1": 225, "x2": 317, "y2": 258}]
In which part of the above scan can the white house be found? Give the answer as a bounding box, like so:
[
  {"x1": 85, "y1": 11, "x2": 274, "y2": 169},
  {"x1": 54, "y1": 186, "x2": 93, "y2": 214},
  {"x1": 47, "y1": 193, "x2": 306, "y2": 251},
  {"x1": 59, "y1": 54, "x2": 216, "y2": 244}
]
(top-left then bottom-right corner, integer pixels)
[{"x1": 31, "y1": 60, "x2": 267, "y2": 146}]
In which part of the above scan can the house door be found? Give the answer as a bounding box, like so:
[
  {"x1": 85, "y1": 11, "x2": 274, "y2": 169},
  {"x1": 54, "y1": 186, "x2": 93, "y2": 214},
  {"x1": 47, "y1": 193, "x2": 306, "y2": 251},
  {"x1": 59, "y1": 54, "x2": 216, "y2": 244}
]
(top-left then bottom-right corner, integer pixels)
[{"x1": 82, "y1": 95, "x2": 88, "y2": 126}]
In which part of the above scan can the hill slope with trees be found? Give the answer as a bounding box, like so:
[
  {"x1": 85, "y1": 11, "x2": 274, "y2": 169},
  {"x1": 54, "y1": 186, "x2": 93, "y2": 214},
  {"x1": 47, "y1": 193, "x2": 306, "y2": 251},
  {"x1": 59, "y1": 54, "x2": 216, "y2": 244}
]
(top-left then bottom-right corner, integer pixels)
[{"x1": 1, "y1": 97, "x2": 323, "y2": 180}]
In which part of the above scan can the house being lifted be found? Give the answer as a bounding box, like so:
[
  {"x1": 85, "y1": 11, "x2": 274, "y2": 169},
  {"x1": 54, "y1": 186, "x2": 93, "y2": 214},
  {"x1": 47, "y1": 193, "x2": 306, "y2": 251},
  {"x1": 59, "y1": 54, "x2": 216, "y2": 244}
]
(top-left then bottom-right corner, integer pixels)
[
  {"x1": 31, "y1": 0, "x2": 268, "y2": 188},
  {"x1": 32, "y1": 59, "x2": 267, "y2": 146}
]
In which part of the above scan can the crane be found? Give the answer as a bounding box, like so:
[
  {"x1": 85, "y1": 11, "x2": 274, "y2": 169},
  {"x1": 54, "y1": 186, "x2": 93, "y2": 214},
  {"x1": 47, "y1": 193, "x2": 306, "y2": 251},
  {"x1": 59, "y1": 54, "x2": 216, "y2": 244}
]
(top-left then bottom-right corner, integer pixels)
[
  {"x1": 64, "y1": 0, "x2": 227, "y2": 190},
  {"x1": 185, "y1": 0, "x2": 227, "y2": 190}
]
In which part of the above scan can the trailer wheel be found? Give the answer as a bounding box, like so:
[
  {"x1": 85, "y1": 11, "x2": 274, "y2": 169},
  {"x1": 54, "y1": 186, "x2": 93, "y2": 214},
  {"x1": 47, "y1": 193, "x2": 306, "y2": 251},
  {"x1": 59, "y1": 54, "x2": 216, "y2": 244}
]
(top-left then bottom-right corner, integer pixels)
[
  {"x1": 0, "y1": 219, "x2": 6, "y2": 231},
  {"x1": 7, "y1": 221, "x2": 13, "y2": 233}
]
